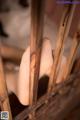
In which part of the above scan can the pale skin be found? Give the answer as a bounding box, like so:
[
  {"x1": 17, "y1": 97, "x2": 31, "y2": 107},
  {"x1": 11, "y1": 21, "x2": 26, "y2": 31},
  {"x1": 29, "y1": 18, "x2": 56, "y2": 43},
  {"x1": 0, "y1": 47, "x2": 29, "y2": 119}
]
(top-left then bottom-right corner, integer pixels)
[
  {"x1": 0, "y1": 1, "x2": 74, "y2": 105},
  {"x1": 5, "y1": 38, "x2": 68, "y2": 105},
  {"x1": 5, "y1": 38, "x2": 53, "y2": 105}
]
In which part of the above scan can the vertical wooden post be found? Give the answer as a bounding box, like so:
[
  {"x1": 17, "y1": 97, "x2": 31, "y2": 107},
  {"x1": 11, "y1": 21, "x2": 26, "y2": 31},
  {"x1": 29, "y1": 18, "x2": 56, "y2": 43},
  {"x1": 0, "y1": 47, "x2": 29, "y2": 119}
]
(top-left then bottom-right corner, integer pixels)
[
  {"x1": 29, "y1": 0, "x2": 45, "y2": 106},
  {"x1": 48, "y1": 3, "x2": 76, "y2": 93},
  {"x1": 0, "y1": 56, "x2": 12, "y2": 120}
]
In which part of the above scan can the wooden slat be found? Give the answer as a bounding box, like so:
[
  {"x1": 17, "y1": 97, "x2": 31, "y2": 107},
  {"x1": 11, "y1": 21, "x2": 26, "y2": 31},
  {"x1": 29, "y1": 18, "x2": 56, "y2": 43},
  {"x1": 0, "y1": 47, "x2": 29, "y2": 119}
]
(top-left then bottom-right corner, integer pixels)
[
  {"x1": 48, "y1": 3, "x2": 76, "y2": 93},
  {"x1": 29, "y1": 0, "x2": 45, "y2": 105},
  {"x1": 0, "y1": 56, "x2": 12, "y2": 120}
]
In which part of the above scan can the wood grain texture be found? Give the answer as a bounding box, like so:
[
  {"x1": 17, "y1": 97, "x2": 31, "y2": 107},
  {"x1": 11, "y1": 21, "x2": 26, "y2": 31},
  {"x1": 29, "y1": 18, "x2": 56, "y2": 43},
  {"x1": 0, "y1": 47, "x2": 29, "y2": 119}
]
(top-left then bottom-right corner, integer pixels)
[
  {"x1": 63, "y1": 30, "x2": 80, "y2": 80},
  {"x1": 56, "y1": 26, "x2": 80, "y2": 83},
  {"x1": 48, "y1": 3, "x2": 76, "y2": 93},
  {"x1": 14, "y1": 72, "x2": 80, "y2": 120},
  {"x1": 0, "y1": 57, "x2": 12, "y2": 120},
  {"x1": 29, "y1": 0, "x2": 45, "y2": 105}
]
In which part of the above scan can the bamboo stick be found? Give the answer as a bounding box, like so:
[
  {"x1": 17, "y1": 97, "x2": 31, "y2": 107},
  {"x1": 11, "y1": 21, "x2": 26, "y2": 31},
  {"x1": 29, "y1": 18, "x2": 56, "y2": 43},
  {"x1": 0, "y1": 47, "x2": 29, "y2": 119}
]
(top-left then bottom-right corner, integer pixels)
[
  {"x1": 0, "y1": 57, "x2": 12, "y2": 120},
  {"x1": 29, "y1": 0, "x2": 45, "y2": 106},
  {"x1": 48, "y1": 3, "x2": 76, "y2": 93},
  {"x1": 63, "y1": 30, "x2": 80, "y2": 80},
  {"x1": 56, "y1": 29, "x2": 80, "y2": 83}
]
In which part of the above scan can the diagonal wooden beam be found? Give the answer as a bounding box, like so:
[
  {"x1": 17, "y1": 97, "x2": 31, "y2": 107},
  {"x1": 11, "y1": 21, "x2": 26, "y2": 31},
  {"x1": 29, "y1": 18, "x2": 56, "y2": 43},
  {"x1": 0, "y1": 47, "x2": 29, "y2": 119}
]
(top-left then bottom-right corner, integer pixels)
[{"x1": 14, "y1": 72, "x2": 80, "y2": 120}]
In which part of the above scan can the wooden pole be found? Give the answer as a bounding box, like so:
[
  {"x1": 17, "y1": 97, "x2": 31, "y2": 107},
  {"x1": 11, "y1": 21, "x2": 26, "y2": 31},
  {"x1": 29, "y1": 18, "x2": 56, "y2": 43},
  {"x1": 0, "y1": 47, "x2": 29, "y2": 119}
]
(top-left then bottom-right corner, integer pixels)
[
  {"x1": 29, "y1": 0, "x2": 45, "y2": 105},
  {"x1": 56, "y1": 28, "x2": 80, "y2": 83},
  {"x1": 48, "y1": 3, "x2": 76, "y2": 93},
  {"x1": 0, "y1": 57, "x2": 12, "y2": 120},
  {"x1": 63, "y1": 29, "x2": 80, "y2": 80}
]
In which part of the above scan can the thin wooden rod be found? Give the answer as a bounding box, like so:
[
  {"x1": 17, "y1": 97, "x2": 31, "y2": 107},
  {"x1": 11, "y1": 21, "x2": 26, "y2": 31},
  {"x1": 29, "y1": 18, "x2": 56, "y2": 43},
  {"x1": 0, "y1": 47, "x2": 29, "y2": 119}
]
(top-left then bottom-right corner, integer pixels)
[
  {"x1": 0, "y1": 57, "x2": 12, "y2": 120},
  {"x1": 56, "y1": 26, "x2": 80, "y2": 83},
  {"x1": 29, "y1": 0, "x2": 45, "y2": 105},
  {"x1": 48, "y1": 3, "x2": 76, "y2": 93},
  {"x1": 64, "y1": 29, "x2": 80, "y2": 80}
]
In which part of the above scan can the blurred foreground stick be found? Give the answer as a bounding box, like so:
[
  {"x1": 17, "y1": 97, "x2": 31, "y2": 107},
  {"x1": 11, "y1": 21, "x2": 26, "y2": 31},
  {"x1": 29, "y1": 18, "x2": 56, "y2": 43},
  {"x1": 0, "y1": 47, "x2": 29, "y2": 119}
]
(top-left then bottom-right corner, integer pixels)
[
  {"x1": 0, "y1": 56, "x2": 12, "y2": 119},
  {"x1": 0, "y1": 43, "x2": 24, "y2": 64}
]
